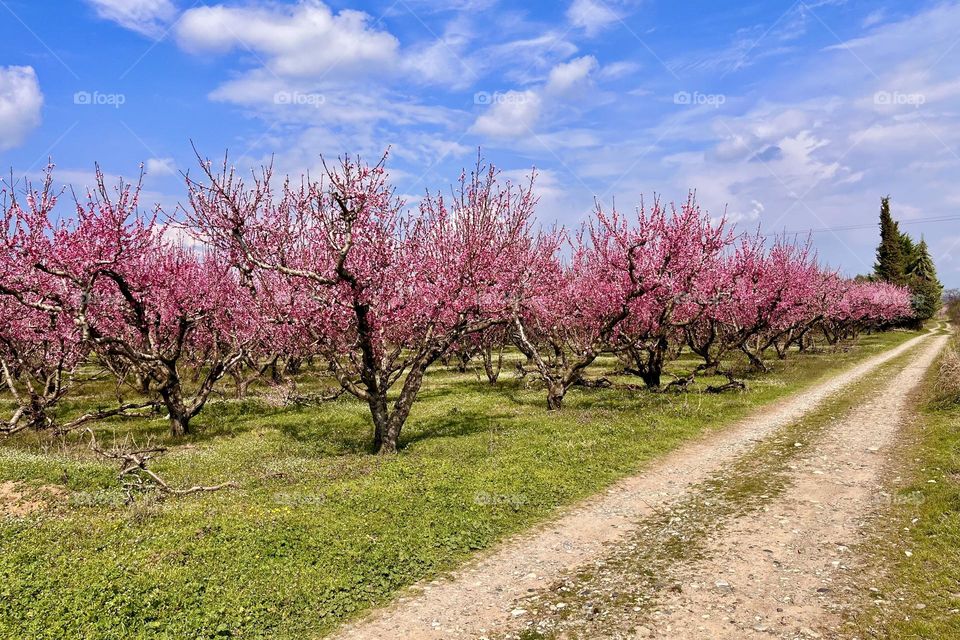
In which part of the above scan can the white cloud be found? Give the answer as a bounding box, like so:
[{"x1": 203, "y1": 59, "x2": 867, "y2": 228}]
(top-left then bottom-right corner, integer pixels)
[
  {"x1": 471, "y1": 54, "x2": 600, "y2": 139},
  {"x1": 146, "y1": 157, "x2": 176, "y2": 176},
  {"x1": 86, "y1": 0, "x2": 177, "y2": 38},
  {"x1": 470, "y1": 91, "x2": 542, "y2": 138},
  {"x1": 545, "y1": 56, "x2": 598, "y2": 94},
  {"x1": 599, "y1": 61, "x2": 640, "y2": 80},
  {"x1": 0, "y1": 66, "x2": 43, "y2": 152},
  {"x1": 171, "y1": 0, "x2": 468, "y2": 148},
  {"x1": 400, "y1": 15, "x2": 478, "y2": 88},
  {"x1": 862, "y1": 9, "x2": 886, "y2": 29},
  {"x1": 567, "y1": 0, "x2": 621, "y2": 36},
  {"x1": 480, "y1": 34, "x2": 580, "y2": 84},
  {"x1": 670, "y1": 1, "x2": 846, "y2": 75},
  {"x1": 175, "y1": 1, "x2": 399, "y2": 78}
]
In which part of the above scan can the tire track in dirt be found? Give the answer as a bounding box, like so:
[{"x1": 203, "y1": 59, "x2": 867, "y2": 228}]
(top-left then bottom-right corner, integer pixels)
[
  {"x1": 628, "y1": 331, "x2": 949, "y2": 639},
  {"x1": 329, "y1": 331, "x2": 937, "y2": 640}
]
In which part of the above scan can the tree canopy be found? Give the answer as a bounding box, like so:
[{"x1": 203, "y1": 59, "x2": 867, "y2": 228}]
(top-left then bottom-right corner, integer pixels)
[{"x1": 872, "y1": 197, "x2": 943, "y2": 321}]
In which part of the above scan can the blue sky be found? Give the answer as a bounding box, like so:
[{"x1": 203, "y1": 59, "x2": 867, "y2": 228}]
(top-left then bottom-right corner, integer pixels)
[{"x1": 1, "y1": 0, "x2": 959, "y2": 286}]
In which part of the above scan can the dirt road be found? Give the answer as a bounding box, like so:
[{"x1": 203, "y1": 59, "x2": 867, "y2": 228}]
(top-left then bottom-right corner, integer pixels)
[
  {"x1": 631, "y1": 330, "x2": 948, "y2": 639},
  {"x1": 330, "y1": 331, "x2": 944, "y2": 640}
]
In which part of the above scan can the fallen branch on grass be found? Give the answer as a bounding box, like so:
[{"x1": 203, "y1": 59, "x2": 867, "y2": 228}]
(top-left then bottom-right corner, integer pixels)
[
  {"x1": 56, "y1": 400, "x2": 160, "y2": 434},
  {"x1": 286, "y1": 386, "x2": 346, "y2": 406},
  {"x1": 87, "y1": 429, "x2": 237, "y2": 503}
]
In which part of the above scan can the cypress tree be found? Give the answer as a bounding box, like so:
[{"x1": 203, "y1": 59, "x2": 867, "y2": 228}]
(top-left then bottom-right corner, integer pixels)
[
  {"x1": 910, "y1": 237, "x2": 936, "y2": 279},
  {"x1": 900, "y1": 232, "x2": 918, "y2": 273},
  {"x1": 874, "y1": 196, "x2": 905, "y2": 284},
  {"x1": 907, "y1": 238, "x2": 943, "y2": 321}
]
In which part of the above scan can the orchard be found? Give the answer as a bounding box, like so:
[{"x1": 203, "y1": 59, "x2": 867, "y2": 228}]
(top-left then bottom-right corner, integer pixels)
[
  {"x1": 0, "y1": 153, "x2": 914, "y2": 452},
  {"x1": 3, "y1": 7, "x2": 955, "y2": 638}
]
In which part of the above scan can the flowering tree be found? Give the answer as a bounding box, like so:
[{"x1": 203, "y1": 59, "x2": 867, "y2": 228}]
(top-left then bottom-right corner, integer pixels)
[
  {"x1": 821, "y1": 280, "x2": 913, "y2": 343},
  {"x1": 513, "y1": 197, "x2": 727, "y2": 407},
  {"x1": 683, "y1": 235, "x2": 821, "y2": 377},
  {"x1": 731, "y1": 237, "x2": 823, "y2": 370},
  {"x1": 186, "y1": 153, "x2": 538, "y2": 453},
  {"x1": 612, "y1": 195, "x2": 731, "y2": 389},
  {"x1": 475, "y1": 324, "x2": 511, "y2": 384},
  {"x1": 0, "y1": 297, "x2": 86, "y2": 434},
  {"x1": 1, "y1": 153, "x2": 920, "y2": 447},
  {"x1": 0, "y1": 173, "x2": 84, "y2": 433},
  {"x1": 0, "y1": 166, "x2": 252, "y2": 437}
]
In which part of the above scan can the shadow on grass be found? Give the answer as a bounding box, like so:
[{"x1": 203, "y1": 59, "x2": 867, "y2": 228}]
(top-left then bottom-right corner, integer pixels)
[
  {"x1": 269, "y1": 411, "x2": 373, "y2": 456},
  {"x1": 400, "y1": 408, "x2": 506, "y2": 450}
]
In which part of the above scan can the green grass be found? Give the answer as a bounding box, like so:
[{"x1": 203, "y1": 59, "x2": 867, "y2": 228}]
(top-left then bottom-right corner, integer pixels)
[
  {"x1": 0, "y1": 330, "x2": 921, "y2": 639},
  {"x1": 848, "y1": 330, "x2": 960, "y2": 639}
]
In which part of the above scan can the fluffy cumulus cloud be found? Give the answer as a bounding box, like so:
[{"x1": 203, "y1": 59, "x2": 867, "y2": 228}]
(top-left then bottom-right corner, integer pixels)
[
  {"x1": 566, "y1": 0, "x2": 621, "y2": 36},
  {"x1": 0, "y1": 66, "x2": 43, "y2": 152},
  {"x1": 470, "y1": 55, "x2": 601, "y2": 139},
  {"x1": 86, "y1": 0, "x2": 177, "y2": 38},
  {"x1": 175, "y1": 1, "x2": 400, "y2": 77},
  {"x1": 545, "y1": 56, "x2": 598, "y2": 95},
  {"x1": 146, "y1": 157, "x2": 176, "y2": 176},
  {"x1": 61, "y1": 0, "x2": 960, "y2": 284},
  {"x1": 470, "y1": 91, "x2": 542, "y2": 138},
  {"x1": 651, "y1": 5, "x2": 960, "y2": 276},
  {"x1": 170, "y1": 0, "x2": 453, "y2": 140}
]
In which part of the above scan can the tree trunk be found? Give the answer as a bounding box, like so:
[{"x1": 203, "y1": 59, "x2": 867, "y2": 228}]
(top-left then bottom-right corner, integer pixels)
[
  {"x1": 546, "y1": 381, "x2": 566, "y2": 411},
  {"x1": 513, "y1": 335, "x2": 535, "y2": 366},
  {"x1": 159, "y1": 377, "x2": 191, "y2": 437},
  {"x1": 622, "y1": 337, "x2": 667, "y2": 389},
  {"x1": 372, "y1": 363, "x2": 432, "y2": 454},
  {"x1": 640, "y1": 367, "x2": 662, "y2": 389},
  {"x1": 643, "y1": 339, "x2": 667, "y2": 388},
  {"x1": 167, "y1": 411, "x2": 190, "y2": 437},
  {"x1": 740, "y1": 344, "x2": 768, "y2": 372},
  {"x1": 285, "y1": 357, "x2": 303, "y2": 375},
  {"x1": 482, "y1": 346, "x2": 502, "y2": 384},
  {"x1": 230, "y1": 369, "x2": 251, "y2": 399},
  {"x1": 388, "y1": 365, "x2": 429, "y2": 453},
  {"x1": 268, "y1": 359, "x2": 283, "y2": 384},
  {"x1": 135, "y1": 373, "x2": 151, "y2": 395},
  {"x1": 369, "y1": 395, "x2": 390, "y2": 454}
]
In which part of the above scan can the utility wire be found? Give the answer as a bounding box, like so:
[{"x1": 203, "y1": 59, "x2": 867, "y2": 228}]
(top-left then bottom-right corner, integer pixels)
[{"x1": 766, "y1": 213, "x2": 960, "y2": 237}]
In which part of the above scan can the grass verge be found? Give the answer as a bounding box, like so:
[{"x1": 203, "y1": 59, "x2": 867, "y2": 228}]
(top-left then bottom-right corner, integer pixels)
[{"x1": 847, "y1": 328, "x2": 960, "y2": 639}]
